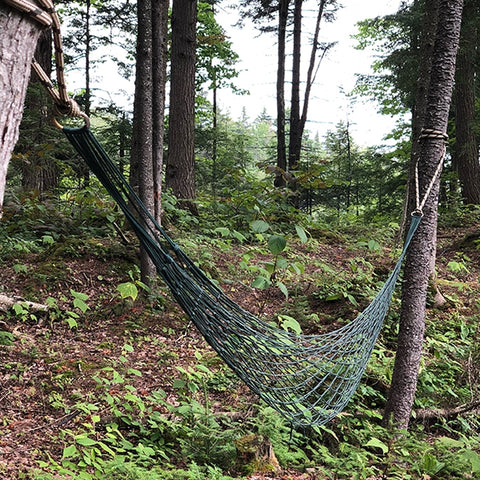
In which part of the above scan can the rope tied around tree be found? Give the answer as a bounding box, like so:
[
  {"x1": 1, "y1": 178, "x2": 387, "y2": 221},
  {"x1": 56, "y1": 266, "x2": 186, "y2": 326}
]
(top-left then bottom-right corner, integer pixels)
[
  {"x1": 3, "y1": 0, "x2": 89, "y2": 127},
  {"x1": 412, "y1": 128, "x2": 448, "y2": 217}
]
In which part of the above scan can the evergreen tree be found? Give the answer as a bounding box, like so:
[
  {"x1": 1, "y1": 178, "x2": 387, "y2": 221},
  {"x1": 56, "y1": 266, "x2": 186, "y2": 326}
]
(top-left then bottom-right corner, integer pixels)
[{"x1": 166, "y1": 0, "x2": 199, "y2": 215}]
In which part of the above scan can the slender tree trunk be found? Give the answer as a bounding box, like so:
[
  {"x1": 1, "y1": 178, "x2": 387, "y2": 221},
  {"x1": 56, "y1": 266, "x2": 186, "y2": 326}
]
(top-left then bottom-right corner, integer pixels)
[
  {"x1": 212, "y1": 70, "x2": 218, "y2": 199},
  {"x1": 165, "y1": 0, "x2": 198, "y2": 215},
  {"x1": 288, "y1": 0, "x2": 302, "y2": 172},
  {"x1": 299, "y1": 0, "x2": 327, "y2": 133},
  {"x1": 130, "y1": 0, "x2": 156, "y2": 284},
  {"x1": 0, "y1": 4, "x2": 42, "y2": 216},
  {"x1": 275, "y1": 0, "x2": 289, "y2": 187},
  {"x1": 383, "y1": 0, "x2": 463, "y2": 430},
  {"x1": 454, "y1": 0, "x2": 480, "y2": 205},
  {"x1": 152, "y1": 0, "x2": 169, "y2": 225},
  {"x1": 287, "y1": 0, "x2": 329, "y2": 179}
]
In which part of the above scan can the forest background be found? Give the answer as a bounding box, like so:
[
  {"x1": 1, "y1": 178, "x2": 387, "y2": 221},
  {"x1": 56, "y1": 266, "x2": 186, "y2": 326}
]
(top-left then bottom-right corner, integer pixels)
[{"x1": 0, "y1": 0, "x2": 480, "y2": 479}]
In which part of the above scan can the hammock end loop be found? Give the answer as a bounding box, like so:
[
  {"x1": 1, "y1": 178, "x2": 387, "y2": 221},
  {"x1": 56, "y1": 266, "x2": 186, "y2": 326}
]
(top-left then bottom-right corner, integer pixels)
[{"x1": 53, "y1": 108, "x2": 90, "y2": 130}]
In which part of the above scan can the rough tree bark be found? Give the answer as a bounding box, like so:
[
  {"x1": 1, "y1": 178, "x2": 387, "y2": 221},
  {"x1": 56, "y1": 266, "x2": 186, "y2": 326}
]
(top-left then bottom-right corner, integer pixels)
[
  {"x1": 0, "y1": 4, "x2": 42, "y2": 216},
  {"x1": 152, "y1": 0, "x2": 168, "y2": 225},
  {"x1": 287, "y1": 0, "x2": 302, "y2": 172},
  {"x1": 17, "y1": 28, "x2": 59, "y2": 194},
  {"x1": 165, "y1": 0, "x2": 198, "y2": 215},
  {"x1": 130, "y1": 0, "x2": 156, "y2": 283},
  {"x1": 454, "y1": 0, "x2": 480, "y2": 205},
  {"x1": 383, "y1": 0, "x2": 464, "y2": 429},
  {"x1": 274, "y1": 0, "x2": 289, "y2": 187}
]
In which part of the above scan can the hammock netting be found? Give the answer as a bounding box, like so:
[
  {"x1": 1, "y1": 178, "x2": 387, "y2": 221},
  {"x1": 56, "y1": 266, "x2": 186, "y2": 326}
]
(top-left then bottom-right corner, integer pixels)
[{"x1": 63, "y1": 126, "x2": 421, "y2": 428}]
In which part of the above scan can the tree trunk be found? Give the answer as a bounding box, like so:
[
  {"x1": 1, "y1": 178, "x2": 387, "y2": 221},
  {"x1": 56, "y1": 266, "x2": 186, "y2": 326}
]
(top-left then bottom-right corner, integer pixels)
[
  {"x1": 17, "y1": 29, "x2": 59, "y2": 195},
  {"x1": 454, "y1": 0, "x2": 480, "y2": 205},
  {"x1": 274, "y1": 0, "x2": 289, "y2": 187},
  {"x1": 0, "y1": 4, "x2": 42, "y2": 216},
  {"x1": 299, "y1": 0, "x2": 328, "y2": 134},
  {"x1": 130, "y1": 0, "x2": 156, "y2": 284},
  {"x1": 165, "y1": 0, "x2": 198, "y2": 215},
  {"x1": 287, "y1": 0, "x2": 302, "y2": 172},
  {"x1": 383, "y1": 0, "x2": 463, "y2": 430},
  {"x1": 152, "y1": 0, "x2": 169, "y2": 225}
]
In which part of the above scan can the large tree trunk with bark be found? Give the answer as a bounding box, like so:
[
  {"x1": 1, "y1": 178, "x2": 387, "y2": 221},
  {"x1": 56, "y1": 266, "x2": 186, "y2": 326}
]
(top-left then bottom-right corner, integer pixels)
[
  {"x1": 165, "y1": 0, "x2": 198, "y2": 215},
  {"x1": 383, "y1": 0, "x2": 463, "y2": 430},
  {"x1": 130, "y1": 0, "x2": 156, "y2": 283},
  {"x1": 454, "y1": 0, "x2": 480, "y2": 205},
  {"x1": 0, "y1": 4, "x2": 42, "y2": 216},
  {"x1": 17, "y1": 29, "x2": 59, "y2": 195}
]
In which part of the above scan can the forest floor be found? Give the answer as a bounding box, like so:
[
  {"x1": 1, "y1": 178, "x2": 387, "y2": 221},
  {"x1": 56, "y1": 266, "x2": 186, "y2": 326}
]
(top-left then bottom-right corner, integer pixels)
[{"x1": 0, "y1": 219, "x2": 479, "y2": 480}]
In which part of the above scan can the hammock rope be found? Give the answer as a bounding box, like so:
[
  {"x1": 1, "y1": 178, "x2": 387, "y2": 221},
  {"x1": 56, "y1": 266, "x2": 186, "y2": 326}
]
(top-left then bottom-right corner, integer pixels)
[{"x1": 63, "y1": 125, "x2": 423, "y2": 427}]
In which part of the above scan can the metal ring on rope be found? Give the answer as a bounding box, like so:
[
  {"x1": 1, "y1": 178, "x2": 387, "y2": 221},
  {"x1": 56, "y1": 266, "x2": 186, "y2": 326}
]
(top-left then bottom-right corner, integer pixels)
[
  {"x1": 52, "y1": 101, "x2": 91, "y2": 129},
  {"x1": 52, "y1": 111, "x2": 90, "y2": 130},
  {"x1": 5, "y1": 0, "x2": 90, "y2": 130}
]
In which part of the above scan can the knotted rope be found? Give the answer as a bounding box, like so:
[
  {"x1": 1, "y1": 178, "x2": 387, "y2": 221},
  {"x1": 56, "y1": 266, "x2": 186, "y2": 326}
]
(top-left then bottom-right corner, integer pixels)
[
  {"x1": 3, "y1": 0, "x2": 89, "y2": 127},
  {"x1": 412, "y1": 128, "x2": 448, "y2": 216}
]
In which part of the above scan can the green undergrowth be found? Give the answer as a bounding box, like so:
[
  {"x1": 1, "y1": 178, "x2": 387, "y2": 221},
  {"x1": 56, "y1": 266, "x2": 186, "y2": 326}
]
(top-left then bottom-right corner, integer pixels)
[{"x1": 2, "y1": 192, "x2": 480, "y2": 479}]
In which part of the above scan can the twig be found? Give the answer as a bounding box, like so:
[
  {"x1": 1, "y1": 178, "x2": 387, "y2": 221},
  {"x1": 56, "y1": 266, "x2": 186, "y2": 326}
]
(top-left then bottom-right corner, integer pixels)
[
  {"x1": 26, "y1": 410, "x2": 81, "y2": 433},
  {"x1": 414, "y1": 400, "x2": 480, "y2": 421}
]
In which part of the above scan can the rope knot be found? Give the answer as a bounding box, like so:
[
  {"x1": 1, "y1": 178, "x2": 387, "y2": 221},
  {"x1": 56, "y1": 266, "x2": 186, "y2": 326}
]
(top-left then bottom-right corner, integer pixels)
[
  {"x1": 53, "y1": 99, "x2": 83, "y2": 118},
  {"x1": 418, "y1": 129, "x2": 448, "y2": 142}
]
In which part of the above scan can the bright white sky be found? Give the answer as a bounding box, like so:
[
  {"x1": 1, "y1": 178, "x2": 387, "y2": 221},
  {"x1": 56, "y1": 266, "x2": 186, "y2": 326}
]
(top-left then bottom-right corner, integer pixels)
[{"x1": 215, "y1": 0, "x2": 403, "y2": 147}]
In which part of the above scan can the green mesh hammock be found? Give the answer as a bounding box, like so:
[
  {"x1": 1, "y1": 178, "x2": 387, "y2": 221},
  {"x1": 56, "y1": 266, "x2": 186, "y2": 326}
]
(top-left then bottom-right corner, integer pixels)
[{"x1": 63, "y1": 125, "x2": 421, "y2": 428}]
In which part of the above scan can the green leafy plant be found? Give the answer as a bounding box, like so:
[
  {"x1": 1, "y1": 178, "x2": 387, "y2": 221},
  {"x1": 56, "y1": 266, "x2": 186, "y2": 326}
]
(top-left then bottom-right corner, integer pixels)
[{"x1": 244, "y1": 220, "x2": 308, "y2": 299}]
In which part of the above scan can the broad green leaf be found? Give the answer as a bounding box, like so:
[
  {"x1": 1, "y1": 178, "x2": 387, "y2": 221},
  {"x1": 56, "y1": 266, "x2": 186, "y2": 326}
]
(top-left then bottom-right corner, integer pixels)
[
  {"x1": 326, "y1": 293, "x2": 342, "y2": 301},
  {"x1": 422, "y1": 452, "x2": 444, "y2": 475},
  {"x1": 250, "y1": 220, "x2": 270, "y2": 233},
  {"x1": 268, "y1": 235, "x2": 287, "y2": 255},
  {"x1": 277, "y1": 281, "x2": 289, "y2": 299},
  {"x1": 461, "y1": 450, "x2": 480, "y2": 473},
  {"x1": 278, "y1": 315, "x2": 301, "y2": 334},
  {"x1": 276, "y1": 257, "x2": 288, "y2": 269},
  {"x1": 214, "y1": 227, "x2": 230, "y2": 237},
  {"x1": 70, "y1": 289, "x2": 89, "y2": 301},
  {"x1": 295, "y1": 225, "x2": 308, "y2": 243},
  {"x1": 73, "y1": 298, "x2": 89, "y2": 313},
  {"x1": 75, "y1": 436, "x2": 97, "y2": 446},
  {"x1": 117, "y1": 282, "x2": 138, "y2": 301},
  {"x1": 42, "y1": 235, "x2": 55, "y2": 245},
  {"x1": 252, "y1": 276, "x2": 271, "y2": 289},
  {"x1": 435, "y1": 436, "x2": 464, "y2": 448},
  {"x1": 173, "y1": 379, "x2": 186, "y2": 389},
  {"x1": 365, "y1": 438, "x2": 388, "y2": 454},
  {"x1": 62, "y1": 444, "x2": 78, "y2": 458},
  {"x1": 232, "y1": 230, "x2": 247, "y2": 243},
  {"x1": 368, "y1": 239, "x2": 381, "y2": 251},
  {"x1": 65, "y1": 317, "x2": 78, "y2": 329}
]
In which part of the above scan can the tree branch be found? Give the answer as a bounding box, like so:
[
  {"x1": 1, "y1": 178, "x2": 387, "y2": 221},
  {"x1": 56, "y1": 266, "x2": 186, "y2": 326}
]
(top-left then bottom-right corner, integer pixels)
[{"x1": 0, "y1": 294, "x2": 49, "y2": 313}]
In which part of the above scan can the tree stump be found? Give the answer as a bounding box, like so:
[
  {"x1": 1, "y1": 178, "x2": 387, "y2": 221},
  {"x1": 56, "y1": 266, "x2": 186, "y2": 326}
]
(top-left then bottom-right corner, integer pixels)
[{"x1": 235, "y1": 434, "x2": 281, "y2": 475}]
